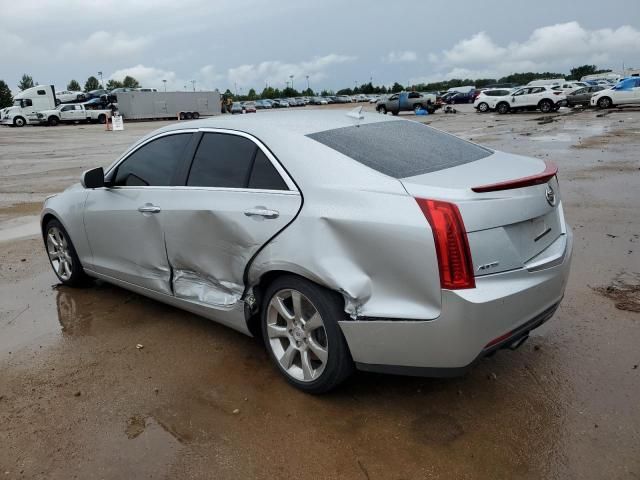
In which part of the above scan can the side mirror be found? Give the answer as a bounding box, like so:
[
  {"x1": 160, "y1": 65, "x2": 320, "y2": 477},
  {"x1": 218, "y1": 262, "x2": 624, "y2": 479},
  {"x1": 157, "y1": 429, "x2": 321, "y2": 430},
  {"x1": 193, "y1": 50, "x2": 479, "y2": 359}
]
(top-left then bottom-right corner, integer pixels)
[{"x1": 81, "y1": 167, "x2": 105, "y2": 189}]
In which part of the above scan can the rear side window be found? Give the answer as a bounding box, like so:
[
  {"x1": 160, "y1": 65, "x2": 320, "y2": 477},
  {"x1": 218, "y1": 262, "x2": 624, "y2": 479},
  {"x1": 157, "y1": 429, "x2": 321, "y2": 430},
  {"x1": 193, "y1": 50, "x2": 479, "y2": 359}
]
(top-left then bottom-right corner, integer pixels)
[
  {"x1": 307, "y1": 121, "x2": 492, "y2": 178},
  {"x1": 187, "y1": 133, "x2": 256, "y2": 188},
  {"x1": 114, "y1": 133, "x2": 192, "y2": 186},
  {"x1": 249, "y1": 150, "x2": 288, "y2": 190}
]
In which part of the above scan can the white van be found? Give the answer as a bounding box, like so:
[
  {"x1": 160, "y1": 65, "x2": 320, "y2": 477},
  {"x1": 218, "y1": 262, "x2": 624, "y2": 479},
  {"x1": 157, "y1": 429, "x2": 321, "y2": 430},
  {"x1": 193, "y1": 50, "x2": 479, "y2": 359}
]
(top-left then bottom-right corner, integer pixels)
[
  {"x1": 0, "y1": 85, "x2": 58, "y2": 127},
  {"x1": 527, "y1": 78, "x2": 565, "y2": 87}
]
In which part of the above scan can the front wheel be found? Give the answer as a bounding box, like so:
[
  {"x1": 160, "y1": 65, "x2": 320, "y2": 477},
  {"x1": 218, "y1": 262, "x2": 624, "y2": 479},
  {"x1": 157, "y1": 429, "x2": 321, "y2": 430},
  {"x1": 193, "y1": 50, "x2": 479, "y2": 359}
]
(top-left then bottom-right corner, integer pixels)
[
  {"x1": 48, "y1": 116, "x2": 59, "y2": 126},
  {"x1": 44, "y1": 219, "x2": 90, "y2": 287},
  {"x1": 261, "y1": 275, "x2": 354, "y2": 394},
  {"x1": 13, "y1": 116, "x2": 26, "y2": 127}
]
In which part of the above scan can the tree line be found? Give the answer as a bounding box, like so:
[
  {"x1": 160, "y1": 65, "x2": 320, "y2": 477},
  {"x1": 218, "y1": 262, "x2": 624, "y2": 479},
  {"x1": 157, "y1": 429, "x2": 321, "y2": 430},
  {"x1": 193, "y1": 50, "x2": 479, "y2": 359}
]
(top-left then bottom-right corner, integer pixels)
[{"x1": 0, "y1": 64, "x2": 614, "y2": 109}]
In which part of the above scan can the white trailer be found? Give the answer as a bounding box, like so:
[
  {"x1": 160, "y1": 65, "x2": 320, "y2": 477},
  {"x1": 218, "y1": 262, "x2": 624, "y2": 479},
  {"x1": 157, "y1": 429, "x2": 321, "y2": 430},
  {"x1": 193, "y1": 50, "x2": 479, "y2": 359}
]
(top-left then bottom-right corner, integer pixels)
[{"x1": 115, "y1": 91, "x2": 221, "y2": 120}]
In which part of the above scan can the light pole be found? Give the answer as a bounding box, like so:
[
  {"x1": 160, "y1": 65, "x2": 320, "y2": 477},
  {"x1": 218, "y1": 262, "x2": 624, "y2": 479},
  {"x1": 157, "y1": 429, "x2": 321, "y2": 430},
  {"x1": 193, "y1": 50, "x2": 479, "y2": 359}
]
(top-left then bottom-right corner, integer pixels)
[
  {"x1": 305, "y1": 75, "x2": 309, "y2": 92},
  {"x1": 234, "y1": 82, "x2": 238, "y2": 96},
  {"x1": 162, "y1": 79, "x2": 167, "y2": 92},
  {"x1": 191, "y1": 80, "x2": 196, "y2": 92},
  {"x1": 289, "y1": 75, "x2": 294, "y2": 92},
  {"x1": 98, "y1": 71, "x2": 103, "y2": 88}
]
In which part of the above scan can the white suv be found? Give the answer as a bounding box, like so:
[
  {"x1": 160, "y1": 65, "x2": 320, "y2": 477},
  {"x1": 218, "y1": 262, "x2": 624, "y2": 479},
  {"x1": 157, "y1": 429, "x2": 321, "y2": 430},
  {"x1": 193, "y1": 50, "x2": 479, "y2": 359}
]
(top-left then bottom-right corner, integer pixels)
[
  {"x1": 493, "y1": 86, "x2": 566, "y2": 114},
  {"x1": 591, "y1": 77, "x2": 640, "y2": 108},
  {"x1": 473, "y1": 88, "x2": 514, "y2": 112}
]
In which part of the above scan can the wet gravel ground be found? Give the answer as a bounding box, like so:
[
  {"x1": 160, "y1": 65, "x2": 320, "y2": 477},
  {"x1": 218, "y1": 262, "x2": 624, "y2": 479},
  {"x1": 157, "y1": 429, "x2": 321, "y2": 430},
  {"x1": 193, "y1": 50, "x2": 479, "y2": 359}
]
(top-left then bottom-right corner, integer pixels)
[{"x1": 0, "y1": 104, "x2": 639, "y2": 479}]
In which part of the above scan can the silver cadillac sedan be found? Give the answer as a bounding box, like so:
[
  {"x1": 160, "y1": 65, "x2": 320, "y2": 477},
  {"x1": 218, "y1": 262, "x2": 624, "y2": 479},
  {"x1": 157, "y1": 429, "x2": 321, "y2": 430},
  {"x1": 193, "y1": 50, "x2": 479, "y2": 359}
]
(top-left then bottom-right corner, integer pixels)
[{"x1": 41, "y1": 110, "x2": 572, "y2": 393}]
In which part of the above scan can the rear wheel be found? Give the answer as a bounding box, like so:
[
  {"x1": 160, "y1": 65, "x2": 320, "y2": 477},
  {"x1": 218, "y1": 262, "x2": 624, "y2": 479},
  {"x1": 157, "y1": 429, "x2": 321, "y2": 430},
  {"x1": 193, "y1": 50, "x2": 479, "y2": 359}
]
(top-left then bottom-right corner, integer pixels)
[
  {"x1": 98, "y1": 114, "x2": 106, "y2": 124},
  {"x1": 377, "y1": 105, "x2": 387, "y2": 114},
  {"x1": 13, "y1": 116, "x2": 26, "y2": 127},
  {"x1": 179, "y1": 112, "x2": 186, "y2": 120},
  {"x1": 477, "y1": 102, "x2": 489, "y2": 113},
  {"x1": 44, "y1": 219, "x2": 90, "y2": 287},
  {"x1": 538, "y1": 99, "x2": 553, "y2": 113},
  {"x1": 192, "y1": 112, "x2": 200, "y2": 119},
  {"x1": 261, "y1": 275, "x2": 354, "y2": 394},
  {"x1": 496, "y1": 102, "x2": 510, "y2": 114},
  {"x1": 413, "y1": 103, "x2": 423, "y2": 113},
  {"x1": 597, "y1": 97, "x2": 612, "y2": 109},
  {"x1": 185, "y1": 112, "x2": 193, "y2": 120}
]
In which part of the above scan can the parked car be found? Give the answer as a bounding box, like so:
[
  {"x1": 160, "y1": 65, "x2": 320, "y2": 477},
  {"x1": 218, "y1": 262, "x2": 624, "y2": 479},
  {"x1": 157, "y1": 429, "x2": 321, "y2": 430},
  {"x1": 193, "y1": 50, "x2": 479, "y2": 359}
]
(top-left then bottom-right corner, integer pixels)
[
  {"x1": 376, "y1": 91, "x2": 438, "y2": 115},
  {"x1": 230, "y1": 102, "x2": 244, "y2": 114},
  {"x1": 36, "y1": 103, "x2": 110, "y2": 125},
  {"x1": 493, "y1": 86, "x2": 566, "y2": 114},
  {"x1": 566, "y1": 86, "x2": 605, "y2": 107},
  {"x1": 255, "y1": 100, "x2": 272, "y2": 109},
  {"x1": 86, "y1": 89, "x2": 109, "y2": 99},
  {"x1": 474, "y1": 89, "x2": 514, "y2": 112},
  {"x1": 310, "y1": 97, "x2": 328, "y2": 105},
  {"x1": 335, "y1": 95, "x2": 352, "y2": 103},
  {"x1": 272, "y1": 99, "x2": 290, "y2": 108},
  {"x1": 56, "y1": 90, "x2": 86, "y2": 103},
  {"x1": 242, "y1": 102, "x2": 257, "y2": 113},
  {"x1": 42, "y1": 111, "x2": 572, "y2": 393},
  {"x1": 551, "y1": 81, "x2": 589, "y2": 94},
  {"x1": 591, "y1": 77, "x2": 640, "y2": 108}
]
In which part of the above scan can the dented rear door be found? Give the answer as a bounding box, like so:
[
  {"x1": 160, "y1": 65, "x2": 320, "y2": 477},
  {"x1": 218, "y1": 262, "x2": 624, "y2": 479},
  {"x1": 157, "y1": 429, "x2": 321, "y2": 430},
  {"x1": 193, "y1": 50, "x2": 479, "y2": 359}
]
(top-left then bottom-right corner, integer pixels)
[{"x1": 162, "y1": 130, "x2": 302, "y2": 310}]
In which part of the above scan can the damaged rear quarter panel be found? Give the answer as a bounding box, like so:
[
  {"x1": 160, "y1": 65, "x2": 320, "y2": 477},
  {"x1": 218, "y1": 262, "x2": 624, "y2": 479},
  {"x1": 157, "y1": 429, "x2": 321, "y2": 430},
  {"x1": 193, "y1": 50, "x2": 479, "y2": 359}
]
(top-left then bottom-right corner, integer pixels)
[{"x1": 249, "y1": 184, "x2": 442, "y2": 320}]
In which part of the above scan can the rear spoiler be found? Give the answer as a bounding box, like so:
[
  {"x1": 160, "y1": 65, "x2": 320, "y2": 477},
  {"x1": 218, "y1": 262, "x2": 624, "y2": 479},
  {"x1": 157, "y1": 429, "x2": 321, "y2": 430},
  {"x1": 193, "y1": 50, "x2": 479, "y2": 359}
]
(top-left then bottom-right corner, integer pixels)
[{"x1": 471, "y1": 160, "x2": 557, "y2": 193}]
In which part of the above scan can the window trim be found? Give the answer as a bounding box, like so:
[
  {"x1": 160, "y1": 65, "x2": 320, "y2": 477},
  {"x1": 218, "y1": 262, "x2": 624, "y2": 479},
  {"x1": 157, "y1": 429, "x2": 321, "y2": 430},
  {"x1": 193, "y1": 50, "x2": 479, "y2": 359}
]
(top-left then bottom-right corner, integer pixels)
[
  {"x1": 183, "y1": 127, "x2": 298, "y2": 193},
  {"x1": 104, "y1": 127, "x2": 298, "y2": 194}
]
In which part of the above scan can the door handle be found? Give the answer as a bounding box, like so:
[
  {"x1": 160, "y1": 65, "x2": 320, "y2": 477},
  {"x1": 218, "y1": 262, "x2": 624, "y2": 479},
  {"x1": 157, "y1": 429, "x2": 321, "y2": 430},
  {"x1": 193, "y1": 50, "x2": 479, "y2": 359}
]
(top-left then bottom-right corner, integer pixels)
[
  {"x1": 244, "y1": 207, "x2": 279, "y2": 219},
  {"x1": 138, "y1": 204, "x2": 161, "y2": 213}
]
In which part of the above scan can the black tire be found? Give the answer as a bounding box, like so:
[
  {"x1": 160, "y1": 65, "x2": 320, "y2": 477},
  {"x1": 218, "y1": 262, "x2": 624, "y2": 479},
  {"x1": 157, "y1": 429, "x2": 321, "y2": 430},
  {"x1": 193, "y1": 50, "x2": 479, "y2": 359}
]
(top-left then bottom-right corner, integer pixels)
[
  {"x1": 597, "y1": 97, "x2": 612, "y2": 109},
  {"x1": 185, "y1": 112, "x2": 193, "y2": 120},
  {"x1": 43, "y1": 218, "x2": 90, "y2": 287},
  {"x1": 538, "y1": 99, "x2": 553, "y2": 113},
  {"x1": 377, "y1": 105, "x2": 387, "y2": 114},
  {"x1": 179, "y1": 112, "x2": 186, "y2": 120},
  {"x1": 48, "y1": 116, "x2": 59, "y2": 126},
  {"x1": 391, "y1": 110, "x2": 398, "y2": 116},
  {"x1": 13, "y1": 116, "x2": 26, "y2": 127},
  {"x1": 496, "y1": 102, "x2": 510, "y2": 114},
  {"x1": 98, "y1": 114, "x2": 106, "y2": 124},
  {"x1": 192, "y1": 112, "x2": 200, "y2": 119},
  {"x1": 261, "y1": 275, "x2": 354, "y2": 394},
  {"x1": 477, "y1": 102, "x2": 489, "y2": 113}
]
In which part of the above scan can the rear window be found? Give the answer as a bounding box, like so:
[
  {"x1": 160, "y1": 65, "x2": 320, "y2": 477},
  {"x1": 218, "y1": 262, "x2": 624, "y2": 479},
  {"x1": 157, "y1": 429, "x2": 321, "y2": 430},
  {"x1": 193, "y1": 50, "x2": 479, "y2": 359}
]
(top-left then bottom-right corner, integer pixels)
[{"x1": 307, "y1": 121, "x2": 492, "y2": 178}]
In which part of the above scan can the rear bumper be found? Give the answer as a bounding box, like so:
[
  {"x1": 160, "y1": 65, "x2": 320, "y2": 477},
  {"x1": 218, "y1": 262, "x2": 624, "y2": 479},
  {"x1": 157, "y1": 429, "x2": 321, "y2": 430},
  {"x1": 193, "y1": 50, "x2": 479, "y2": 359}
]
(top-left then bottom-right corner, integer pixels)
[{"x1": 339, "y1": 227, "x2": 573, "y2": 376}]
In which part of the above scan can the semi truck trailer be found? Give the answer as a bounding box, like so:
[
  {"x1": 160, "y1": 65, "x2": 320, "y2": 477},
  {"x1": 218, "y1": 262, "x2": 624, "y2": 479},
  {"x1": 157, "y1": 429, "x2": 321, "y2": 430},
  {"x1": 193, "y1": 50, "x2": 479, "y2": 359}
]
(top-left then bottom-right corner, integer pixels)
[{"x1": 115, "y1": 91, "x2": 221, "y2": 120}]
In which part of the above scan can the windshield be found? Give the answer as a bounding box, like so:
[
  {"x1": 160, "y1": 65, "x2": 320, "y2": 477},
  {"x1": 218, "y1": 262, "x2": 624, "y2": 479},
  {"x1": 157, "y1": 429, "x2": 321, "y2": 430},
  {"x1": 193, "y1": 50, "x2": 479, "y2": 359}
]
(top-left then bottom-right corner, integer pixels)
[{"x1": 13, "y1": 100, "x2": 22, "y2": 107}]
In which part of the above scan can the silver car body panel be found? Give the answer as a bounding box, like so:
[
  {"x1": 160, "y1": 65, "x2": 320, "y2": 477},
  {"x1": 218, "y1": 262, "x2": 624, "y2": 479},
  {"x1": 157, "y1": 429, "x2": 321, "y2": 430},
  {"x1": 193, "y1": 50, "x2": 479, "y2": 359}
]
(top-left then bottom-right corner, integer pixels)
[{"x1": 41, "y1": 110, "x2": 573, "y2": 371}]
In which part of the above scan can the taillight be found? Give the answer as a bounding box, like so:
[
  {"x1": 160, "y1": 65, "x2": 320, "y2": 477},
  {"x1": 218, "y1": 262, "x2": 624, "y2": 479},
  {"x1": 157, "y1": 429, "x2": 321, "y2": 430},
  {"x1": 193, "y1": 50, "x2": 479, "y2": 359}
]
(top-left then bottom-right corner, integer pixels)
[{"x1": 415, "y1": 198, "x2": 475, "y2": 290}]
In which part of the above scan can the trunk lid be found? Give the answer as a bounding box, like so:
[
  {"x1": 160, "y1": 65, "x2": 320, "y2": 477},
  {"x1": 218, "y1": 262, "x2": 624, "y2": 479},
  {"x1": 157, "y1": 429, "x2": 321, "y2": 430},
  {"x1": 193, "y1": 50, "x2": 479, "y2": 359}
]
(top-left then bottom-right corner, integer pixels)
[{"x1": 401, "y1": 151, "x2": 564, "y2": 276}]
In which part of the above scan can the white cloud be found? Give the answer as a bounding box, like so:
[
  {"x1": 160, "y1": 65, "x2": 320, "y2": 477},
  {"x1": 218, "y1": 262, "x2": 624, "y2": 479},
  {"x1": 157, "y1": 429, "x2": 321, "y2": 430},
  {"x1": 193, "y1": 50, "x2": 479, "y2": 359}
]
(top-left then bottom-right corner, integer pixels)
[
  {"x1": 59, "y1": 31, "x2": 151, "y2": 60},
  {"x1": 384, "y1": 50, "x2": 418, "y2": 63},
  {"x1": 109, "y1": 65, "x2": 178, "y2": 89},
  {"x1": 424, "y1": 22, "x2": 640, "y2": 81},
  {"x1": 227, "y1": 54, "x2": 356, "y2": 88}
]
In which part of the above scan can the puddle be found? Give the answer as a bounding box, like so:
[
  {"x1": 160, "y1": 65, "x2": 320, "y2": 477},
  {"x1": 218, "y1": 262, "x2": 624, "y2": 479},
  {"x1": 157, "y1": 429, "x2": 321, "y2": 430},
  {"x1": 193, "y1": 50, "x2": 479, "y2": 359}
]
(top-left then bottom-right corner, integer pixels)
[
  {"x1": 594, "y1": 272, "x2": 640, "y2": 313},
  {"x1": 0, "y1": 215, "x2": 40, "y2": 242}
]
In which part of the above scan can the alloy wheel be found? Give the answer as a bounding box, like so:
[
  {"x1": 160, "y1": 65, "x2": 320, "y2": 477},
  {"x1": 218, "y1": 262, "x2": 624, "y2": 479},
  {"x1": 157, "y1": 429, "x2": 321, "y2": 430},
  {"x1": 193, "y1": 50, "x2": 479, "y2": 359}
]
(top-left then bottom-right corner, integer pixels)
[
  {"x1": 46, "y1": 226, "x2": 73, "y2": 281},
  {"x1": 266, "y1": 289, "x2": 329, "y2": 382}
]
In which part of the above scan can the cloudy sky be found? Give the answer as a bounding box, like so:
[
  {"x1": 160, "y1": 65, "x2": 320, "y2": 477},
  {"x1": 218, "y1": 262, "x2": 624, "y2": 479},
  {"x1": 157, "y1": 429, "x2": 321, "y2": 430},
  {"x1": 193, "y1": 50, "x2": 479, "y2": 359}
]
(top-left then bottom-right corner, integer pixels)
[{"x1": 1, "y1": 0, "x2": 639, "y2": 93}]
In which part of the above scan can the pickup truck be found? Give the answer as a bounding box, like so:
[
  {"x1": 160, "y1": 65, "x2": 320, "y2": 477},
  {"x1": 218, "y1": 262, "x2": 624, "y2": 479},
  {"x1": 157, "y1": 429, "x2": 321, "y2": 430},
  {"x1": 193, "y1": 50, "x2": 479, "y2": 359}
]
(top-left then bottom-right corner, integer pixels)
[
  {"x1": 35, "y1": 104, "x2": 110, "y2": 126},
  {"x1": 376, "y1": 91, "x2": 439, "y2": 115}
]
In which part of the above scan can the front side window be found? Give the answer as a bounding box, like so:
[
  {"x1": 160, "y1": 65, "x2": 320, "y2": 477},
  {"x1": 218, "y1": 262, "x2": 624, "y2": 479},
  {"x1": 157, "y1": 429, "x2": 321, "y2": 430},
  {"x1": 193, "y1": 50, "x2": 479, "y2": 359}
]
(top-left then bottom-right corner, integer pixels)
[
  {"x1": 113, "y1": 133, "x2": 192, "y2": 187},
  {"x1": 37, "y1": 90, "x2": 46, "y2": 95}
]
